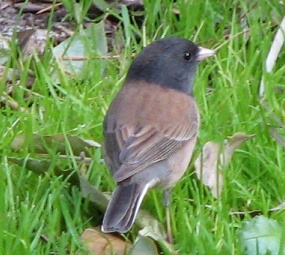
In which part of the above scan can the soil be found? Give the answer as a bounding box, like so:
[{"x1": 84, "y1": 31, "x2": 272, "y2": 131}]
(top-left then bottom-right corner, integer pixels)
[{"x1": 0, "y1": 0, "x2": 144, "y2": 51}]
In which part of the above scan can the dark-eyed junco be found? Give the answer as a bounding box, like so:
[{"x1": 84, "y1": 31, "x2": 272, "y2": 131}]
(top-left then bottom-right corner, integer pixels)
[{"x1": 101, "y1": 37, "x2": 215, "y2": 234}]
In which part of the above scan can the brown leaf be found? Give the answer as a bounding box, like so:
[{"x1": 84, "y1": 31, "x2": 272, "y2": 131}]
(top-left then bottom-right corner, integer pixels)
[
  {"x1": 194, "y1": 141, "x2": 222, "y2": 198},
  {"x1": 18, "y1": 29, "x2": 47, "y2": 57},
  {"x1": 222, "y1": 132, "x2": 256, "y2": 166},
  {"x1": 81, "y1": 227, "x2": 131, "y2": 255},
  {"x1": 18, "y1": 29, "x2": 36, "y2": 56},
  {"x1": 195, "y1": 132, "x2": 255, "y2": 198}
]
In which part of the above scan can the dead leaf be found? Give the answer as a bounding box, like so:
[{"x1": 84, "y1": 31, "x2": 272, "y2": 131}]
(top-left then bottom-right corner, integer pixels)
[
  {"x1": 130, "y1": 236, "x2": 159, "y2": 255},
  {"x1": 195, "y1": 141, "x2": 222, "y2": 198},
  {"x1": 18, "y1": 29, "x2": 48, "y2": 57},
  {"x1": 8, "y1": 156, "x2": 57, "y2": 174},
  {"x1": 11, "y1": 133, "x2": 100, "y2": 156},
  {"x1": 222, "y1": 132, "x2": 256, "y2": 166},
  {"x1": 79, "y1": 177, "x2": 108, "y2": 213},
  {"x1": 7, "y1": 156, "x2": 80, "y2": 186},
  {"x1": 136, "y1": 210, "x2": 167, "y2": 240},
  {"x1": 81, "y1": 227, "x2": 131, "y2": 255},
  {"x1": 136, "y1": 211, "x2": 176, "y2": 254},
  {"x1": 195, "y1": 132, "x2": 255, "y2": 198}
]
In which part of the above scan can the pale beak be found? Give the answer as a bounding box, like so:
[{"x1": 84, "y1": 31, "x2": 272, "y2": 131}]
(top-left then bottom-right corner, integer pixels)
[{"x1": 197, "y1": 46, "x2": 216, "y2": 61}]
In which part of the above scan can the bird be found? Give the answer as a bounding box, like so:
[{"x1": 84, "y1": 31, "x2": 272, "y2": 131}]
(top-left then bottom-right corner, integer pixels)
[{"x1": 101, "y1": 37, "x2": 215, "y2": 235}]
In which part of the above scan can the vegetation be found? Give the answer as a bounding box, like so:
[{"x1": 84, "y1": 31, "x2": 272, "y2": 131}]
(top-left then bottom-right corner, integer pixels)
[{"x1": 1, "y1": 0, "x2": 285, "y2": 254}]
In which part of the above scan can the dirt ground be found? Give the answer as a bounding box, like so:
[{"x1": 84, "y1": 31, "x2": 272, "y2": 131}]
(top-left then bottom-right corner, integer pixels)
[{"x1": 0, "y1": 0, "x2": 144, "y2": 51}]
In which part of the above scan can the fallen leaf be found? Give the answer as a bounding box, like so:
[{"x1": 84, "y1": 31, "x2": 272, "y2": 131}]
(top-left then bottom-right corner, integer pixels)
[
  {"x1": 7, "y1": 156, "x2": 80, "y2": 186},
  {"x1": 18, "y1": 29, "x2": 37, "y2": 57},
  {"x1": 137, "y1": 211, "x2": 176, "y2": 254},
  {"x1": 194, "y1": 132, "x2": 255, "y2": 198},
  {"x1": 130, "y1": 236, "x2": 159, "y2": 255},
  {"x1": 194, "y1": 141, "x2": 222, "y2": 198},
  {"x1": 222, "y1": 132, "x2": 256, "y2": 166},
  {"x1": 79, "y1": 177, "x2": 108, "y2": 213},
  {"x1": 81, "y1": 227, "x2": 131, "y2": 255},
  {"x1": 8, "y1": 156, "x2": 57, "y2": 174},
  {"x1": 11, "y1": 133, "x2": 100, "y2": 156}
]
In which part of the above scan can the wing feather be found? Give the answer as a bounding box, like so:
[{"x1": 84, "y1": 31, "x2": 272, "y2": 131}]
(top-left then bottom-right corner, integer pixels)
[{"x1": 103, "y1": 83, "x2": 199, "y2": 182}]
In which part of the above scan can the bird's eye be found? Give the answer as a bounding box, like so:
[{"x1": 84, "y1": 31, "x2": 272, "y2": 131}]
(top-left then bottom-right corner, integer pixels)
[{"x1": 183, "y1": 52, "x2": 192, "y2": 61}]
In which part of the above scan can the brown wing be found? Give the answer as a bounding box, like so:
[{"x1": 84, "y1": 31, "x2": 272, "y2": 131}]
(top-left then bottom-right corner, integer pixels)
[{"x1": 103, "y1": 81, "x2": 199, "y2": 182}]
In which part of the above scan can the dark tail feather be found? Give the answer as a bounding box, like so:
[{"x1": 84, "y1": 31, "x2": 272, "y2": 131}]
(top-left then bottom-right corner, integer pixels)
[{"x1": 102, "y1": 183, "x2": 147, "y2": 233}]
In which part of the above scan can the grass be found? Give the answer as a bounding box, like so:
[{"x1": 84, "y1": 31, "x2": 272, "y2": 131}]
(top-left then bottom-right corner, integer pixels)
[{"x1": 1, "y1": 0, "x2": 285, "y2": 254}]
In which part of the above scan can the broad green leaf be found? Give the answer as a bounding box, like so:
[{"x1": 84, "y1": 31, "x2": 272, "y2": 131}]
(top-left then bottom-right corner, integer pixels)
[{"x1": 240, "y1": 215, "x2": 285, "y2": 255}]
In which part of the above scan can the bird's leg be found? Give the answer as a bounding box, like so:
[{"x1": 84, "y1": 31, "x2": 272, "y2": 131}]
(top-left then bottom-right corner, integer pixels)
[{"x1": 163, "y1": 188, "x2": 173, "y2": 243}]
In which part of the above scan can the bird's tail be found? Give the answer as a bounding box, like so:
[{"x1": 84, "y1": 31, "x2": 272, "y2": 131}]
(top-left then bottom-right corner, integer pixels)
[{"x1": 101, "y1": 183, "x2": 148, "y2": 233}]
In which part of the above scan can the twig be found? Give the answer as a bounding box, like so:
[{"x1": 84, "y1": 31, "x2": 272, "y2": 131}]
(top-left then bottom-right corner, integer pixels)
[
  {"x1": 1, "y1": 94, "x2": 27, "y2": 113},
  {"x1": 36, "y1": 2, "x2": 63, "y2": 15}
]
